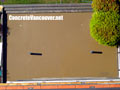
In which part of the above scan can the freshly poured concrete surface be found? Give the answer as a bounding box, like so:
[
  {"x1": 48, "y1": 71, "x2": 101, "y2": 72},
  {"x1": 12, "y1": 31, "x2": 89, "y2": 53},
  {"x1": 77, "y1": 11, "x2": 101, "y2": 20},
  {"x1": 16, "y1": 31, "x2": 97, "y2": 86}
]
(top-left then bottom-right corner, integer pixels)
[{"x1": 7, "y1": 13, "x2": 118, "y2": 81}]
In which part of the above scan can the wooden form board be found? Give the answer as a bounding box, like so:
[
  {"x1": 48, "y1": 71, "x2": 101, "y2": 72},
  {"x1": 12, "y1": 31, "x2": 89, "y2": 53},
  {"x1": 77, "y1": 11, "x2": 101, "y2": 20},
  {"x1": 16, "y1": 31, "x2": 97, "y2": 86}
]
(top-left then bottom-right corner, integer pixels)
[{"x1": 1, "y1": 81, "x2": 120, "y2": 90}]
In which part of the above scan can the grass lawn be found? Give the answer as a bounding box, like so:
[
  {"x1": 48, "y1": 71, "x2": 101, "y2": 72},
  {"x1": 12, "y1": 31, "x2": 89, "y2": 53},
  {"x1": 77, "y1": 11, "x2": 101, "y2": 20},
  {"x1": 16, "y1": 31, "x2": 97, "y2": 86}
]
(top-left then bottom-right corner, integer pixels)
[{"x1": 0, "y1": 0, "x2": 92, "y2": 4}]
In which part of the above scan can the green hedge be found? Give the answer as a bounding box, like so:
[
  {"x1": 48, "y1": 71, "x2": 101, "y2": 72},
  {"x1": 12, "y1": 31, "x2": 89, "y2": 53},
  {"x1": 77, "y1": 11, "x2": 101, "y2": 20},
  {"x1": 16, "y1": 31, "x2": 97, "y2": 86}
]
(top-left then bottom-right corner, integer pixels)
[
  {"x1": 90, "y1": 11, "x2": 120, "y2": 46},
  {"x1": 90, "y1": 0, "x2": 120, "y2": 46},
  {"x1": 0, "y1": 0, "x2": 92, "y2": 4},
  {"x1": 92, "y1": 0, "x2": 120, "y2": 12}
]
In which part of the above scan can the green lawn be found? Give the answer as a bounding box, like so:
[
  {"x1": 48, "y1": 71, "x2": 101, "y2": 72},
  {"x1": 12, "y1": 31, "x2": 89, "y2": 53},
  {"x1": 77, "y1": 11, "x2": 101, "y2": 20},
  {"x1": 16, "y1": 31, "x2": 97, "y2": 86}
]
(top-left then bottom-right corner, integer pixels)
[{"x1": 0, "y1": 0, "x2": 92, "y2": 4}]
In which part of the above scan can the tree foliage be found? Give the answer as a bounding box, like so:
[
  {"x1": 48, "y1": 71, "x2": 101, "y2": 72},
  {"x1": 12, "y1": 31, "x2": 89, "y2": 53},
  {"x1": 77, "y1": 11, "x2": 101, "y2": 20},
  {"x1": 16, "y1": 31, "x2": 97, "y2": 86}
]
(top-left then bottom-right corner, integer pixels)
[
  {"x1": 90, "y1": 11, "x2": 120, "y2": 46},
  {"x1": 92, "y1": 0, "x2": 120, "y2": 12},
  {"x1": 90, "y1": 0, "x2": 120, "y2": 46}
]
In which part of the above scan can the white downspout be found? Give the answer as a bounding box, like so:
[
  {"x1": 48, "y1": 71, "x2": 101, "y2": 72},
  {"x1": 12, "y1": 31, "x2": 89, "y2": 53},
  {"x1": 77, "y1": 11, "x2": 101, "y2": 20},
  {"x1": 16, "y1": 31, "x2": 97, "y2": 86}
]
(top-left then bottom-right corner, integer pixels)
[{"x1": 118, "y1": 46, "x2": 120, "y2": 77}]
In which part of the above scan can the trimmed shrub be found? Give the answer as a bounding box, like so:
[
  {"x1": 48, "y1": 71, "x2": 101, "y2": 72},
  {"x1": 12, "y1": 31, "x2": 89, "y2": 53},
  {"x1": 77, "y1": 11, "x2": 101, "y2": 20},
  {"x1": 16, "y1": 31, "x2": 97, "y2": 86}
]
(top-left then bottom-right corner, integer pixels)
[
  {"x1": 92, "y1": 0, "x2": 120, "y2": 12},
  {"x1": 90, "y1": 11, "x2": 120, "y2": 46}
]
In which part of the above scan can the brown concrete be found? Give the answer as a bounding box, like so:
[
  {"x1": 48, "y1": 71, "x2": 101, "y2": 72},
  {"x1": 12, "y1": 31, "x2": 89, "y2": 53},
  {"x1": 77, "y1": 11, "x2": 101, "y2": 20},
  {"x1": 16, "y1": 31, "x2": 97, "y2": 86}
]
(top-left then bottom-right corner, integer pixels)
[{"x1": 7, "y1": 13, "x2": 118, "y2": 81}]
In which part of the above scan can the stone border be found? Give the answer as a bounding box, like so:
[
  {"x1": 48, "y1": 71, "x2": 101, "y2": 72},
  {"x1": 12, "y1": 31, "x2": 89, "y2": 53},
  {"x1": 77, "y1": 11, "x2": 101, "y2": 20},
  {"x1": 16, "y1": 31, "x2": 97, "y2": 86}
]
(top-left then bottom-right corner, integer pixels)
[{"x1": 3, "y1": 3, "x2": 92, "y2": 14}]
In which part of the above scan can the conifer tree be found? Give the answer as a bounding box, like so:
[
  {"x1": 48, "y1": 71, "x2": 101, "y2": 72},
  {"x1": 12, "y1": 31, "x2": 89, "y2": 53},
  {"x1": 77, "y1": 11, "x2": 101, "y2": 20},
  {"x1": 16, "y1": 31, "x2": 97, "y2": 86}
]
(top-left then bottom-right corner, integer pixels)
[{"x1": 90, "y1": 0, "x2": 120, "y2": 46}]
